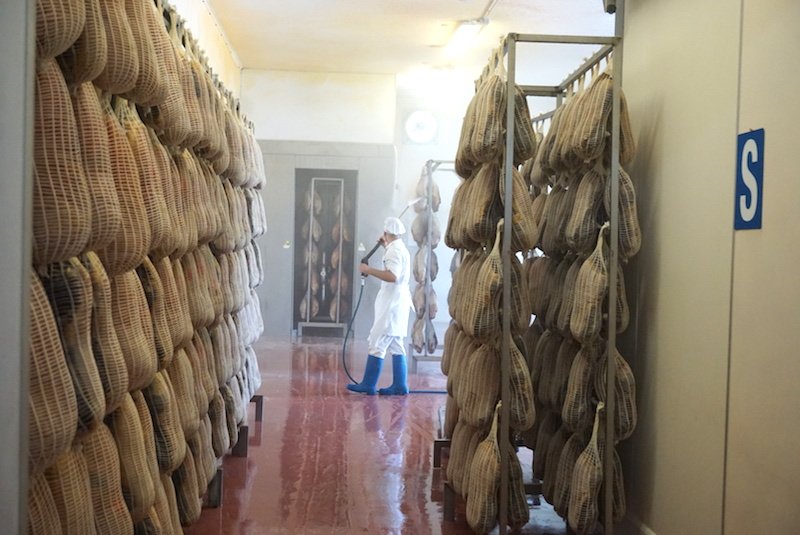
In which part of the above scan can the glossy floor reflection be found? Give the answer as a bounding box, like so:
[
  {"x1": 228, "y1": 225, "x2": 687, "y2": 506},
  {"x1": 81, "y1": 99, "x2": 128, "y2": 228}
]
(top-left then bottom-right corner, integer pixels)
[{"x1": 185, "y1": 337, "x2": 568, "y2": 535}]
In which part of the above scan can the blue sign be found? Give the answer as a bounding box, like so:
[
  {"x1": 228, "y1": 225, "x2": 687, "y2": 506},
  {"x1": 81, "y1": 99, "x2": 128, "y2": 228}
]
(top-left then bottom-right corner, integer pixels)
[{"x1": 735, "y1": 129, "x2": 765, "y2": 230}]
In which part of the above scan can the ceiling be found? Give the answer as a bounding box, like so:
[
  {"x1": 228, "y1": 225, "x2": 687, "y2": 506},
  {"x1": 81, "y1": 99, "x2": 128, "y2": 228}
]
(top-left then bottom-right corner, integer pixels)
[{"x1": 206, "y1": 0, "x2": 617, "y2": 77}]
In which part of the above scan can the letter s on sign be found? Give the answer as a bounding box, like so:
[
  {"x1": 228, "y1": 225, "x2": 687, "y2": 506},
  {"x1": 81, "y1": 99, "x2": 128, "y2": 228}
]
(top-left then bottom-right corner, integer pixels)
[{"x1": 739, "y1": 138, "x2": 759, "y2": 223}]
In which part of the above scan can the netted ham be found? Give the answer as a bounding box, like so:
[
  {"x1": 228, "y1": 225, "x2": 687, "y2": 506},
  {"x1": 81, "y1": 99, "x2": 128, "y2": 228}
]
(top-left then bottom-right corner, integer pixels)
[
  {"x1": 33, "y1": 57, "x2": 91, "y2": 266},
  {"x1": 568, "y1": 402, "x2": 605, "y2": 535},
  {"x1": 38, "y1": 257, "x2": 105, "y2": 436},
  {"x1": 107, "y1": 393, "x2": 156, "y2": 523},
  {"x1": 58, "y1": 0, "x2": 106, "y2": 84},
  {"x1": 95, "y1": 0, "x2": 139, "y2": 94},
  {"x1": 465, "y1": 403, "x2": 501, "y2": 533},
  {"x1": 36, "y1": 0, "x2": 85, "y2": 59},
  {"x1": 570, "y1": 225, "x2": 609, "y2": 344}
]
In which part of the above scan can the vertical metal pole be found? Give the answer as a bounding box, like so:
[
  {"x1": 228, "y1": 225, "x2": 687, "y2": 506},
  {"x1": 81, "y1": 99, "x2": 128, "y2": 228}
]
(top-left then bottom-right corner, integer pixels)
[
  {"x1": 499, "y1": 33, "x2": 518, "y2": 535},
  {"x1": 337, "y1": 179, "x2": 344, "y2": 323},
  {"x1": 0, "y1": 1, "x2": 34, "y2": 532},
  {"x1": 425, "y1": 160, "x2": 434, "y2": 357},
  {"x1": 604, "y1": 31, "x2": 624, "y2": 535}
]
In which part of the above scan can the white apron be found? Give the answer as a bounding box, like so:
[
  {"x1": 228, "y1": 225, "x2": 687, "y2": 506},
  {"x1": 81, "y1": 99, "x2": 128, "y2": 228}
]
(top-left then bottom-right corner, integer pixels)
[{"x1": 368, "y1": 239, "x2": 413, "y2": 344}]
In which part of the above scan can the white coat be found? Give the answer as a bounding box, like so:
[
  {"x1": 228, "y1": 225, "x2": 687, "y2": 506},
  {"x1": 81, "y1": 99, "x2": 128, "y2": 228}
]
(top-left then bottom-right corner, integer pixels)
[{"x1": 368, "y1": 238, "x2": 413, "y2": 343}]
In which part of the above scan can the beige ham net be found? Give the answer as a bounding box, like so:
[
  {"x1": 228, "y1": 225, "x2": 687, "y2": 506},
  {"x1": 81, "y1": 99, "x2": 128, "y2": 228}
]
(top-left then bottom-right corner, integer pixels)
[
  {"x1": 131, "y1": 389, "x2": 162, "y2": 515},
  {"x1": 110, "y1": 270, "x2": 157, "y2": 392},
  {"x1": 121, "y1": 0, "x2": 165, "y2": 105},
  {"x1": 444, "y1": 178, "x2": 477, "y2": 250},
  {"x1": 82, "y1": 410, "x2": 133, "y2": 534},
  {"x1": 185, "y1": 339, "x2": 212, "y2": 417},
  {"x1": 167, "y1": 348, "x2": 200, "y2": 438},
  {"x1": 460, "y1": 422, "x2": 486, "y2": 501},
  {"x1": 568, "y1": 402, "x2": 605, "y2": 535},
  {"x1": 95, "y1": 94, "x2": 151, "y2": 276},
  {"x1": 538, "y1": 184, "x2": 567, "y2": 258},
  {"x1": 498, "y1": 165, "x2": 539, "y2": 252},
  {"x1": 44, "y1": 447, "x2": 95, "y2": 535},
  {"x1": 142, "y1": 370, "x2": 186, "y2": 474},
  {"x1": 209, "y1": 388, "x2": 231, "y2": 457},
  {"x1": 465, "y1": 402, "x2": 501, "y2": 534},
  {"x1": 58, "y1": 0, "x2": 106, "y2": 85},
  {"x1": 526, "y1": 255, "x2": 553, "y2": 319},
  {"x1": 566, "y1": 164, "x2": 606, "y2": 257},
  {"x1": 605, "y1": 166, "x2": 642, "y2": 261},
  {"x1": 28, "y1": 272, "x2": 78, "y2": 477},
  {"x1": 543, "y1": 424, "x2": 571, "y2": 503},
  {"x1": 442, "y1": 396, "x2": 460, "y2": 441},
  {"x1": 508, "y1": 254, "x2": 531, "y2": 336},
  {"x1": 505, "y1": 440, "x2": 530, "y2": 530},
  {"x1": 530, "y1": 329, "x2": 561, "y2": 400},
  {"x1": 71, "y1": 83, "x2": 122, "y2": 251},
  {"x1": 80, "y1": 252, "x2": 127, "y2": 415},
  {"x1": 95, "y1": 0, "x2": 139, "y2": 94},
  {"x1": 455, "y1": 93, "x2": 479, "y2": 179},
  {"x1": 508, "y1": 337, "x2": 535, "y2": 431},
  {"x1": 544, "y1": 256, "x2": 572, "y2": 331},
  {"x1": 512, "y1": 83, "x2": 538, "y2": 164},
  {"x1": 541, "y1": 180, "x2": 576, "y2": 260},
  {"x1": 462, "y1": 221, "x2": 504, "y2": 340},
  {"x1": 119, "y1": 101, "x2": 172, "y2": 256},
  {"x1": 38, "y1": 257, "x2": 105, "y2": 436},
  {"x1": 223, "y1": 108, "x2": 246, "y2": 184},
  {"x1": 107, "y1": 392, "x2": 156, "y2": 524},
  {"x1": 171, "y1": 258, "x2": 196, "y2": 352},
  {"x1": 570, "y1": 224, "x2": 609, "y2": 344},
  {"x1": 553, "y1": 431, "x2": 588, "y2": 518},
  {"x1": 466, "y1": 163, "x2": 504, "y2": 247},
  {"x1": 136, "y1": 257, "x2": 173, "y2": 371},
  {"x1": 160, "y1": 474, "x2": 184, "y2": 535},
  {"x1": 532, "y1": 410, "x2": 559, "y2": 481},
  {"x1": 173, "y1": 443, "x2": 202, "y2": 526},
  {"x1": 547, "y1": 337, "x2": 580, "y2": 413},
  {"x1": 594, "y1": 347, "x2": 638, "y2": 441},
  {"x1": 556, "y1": 256, "x2": 583, "y2": 336},
  {"x1": 471, "y1": 74, "x2": 507, "y2": 164},
  {"x1": 27, "y1": 471, "x2": 62, "y2": 535},
  {"x1": 569, "y1": 71, "x2": 613, "y2": 164},
  {"x1": 221, "y1": 382, "x2": 239, "y2": 448},
  {"x1": 445, "y1": 421, "x2": 467, "y2": 495},
  {"x1": 562, "y1": 343, "x2": 601, "y2": 436},
  {"x1": 33, "y1": 57, "x2": 91, "y2": 266},
  {"x1": 36, "y1": 0, "x2": 85, "y2": 59},
  {"x1": 144, "y1": 4, "x2": 190, "y2": 147}
]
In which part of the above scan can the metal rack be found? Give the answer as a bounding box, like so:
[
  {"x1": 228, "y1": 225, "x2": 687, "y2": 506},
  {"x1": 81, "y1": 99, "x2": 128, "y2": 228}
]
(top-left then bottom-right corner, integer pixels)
[
  {"x1": 409, "y1": 159, "x2": 456, "y2": 373},
  {"x1": 491, "y1": 31, "x2": 625, "y2": 535}
]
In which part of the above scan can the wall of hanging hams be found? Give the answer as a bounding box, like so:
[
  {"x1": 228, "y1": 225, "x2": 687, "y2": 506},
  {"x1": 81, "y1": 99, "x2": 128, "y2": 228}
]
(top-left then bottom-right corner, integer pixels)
[{"x1": 28, "y1": 0, "x2": 266, "y2": 532}]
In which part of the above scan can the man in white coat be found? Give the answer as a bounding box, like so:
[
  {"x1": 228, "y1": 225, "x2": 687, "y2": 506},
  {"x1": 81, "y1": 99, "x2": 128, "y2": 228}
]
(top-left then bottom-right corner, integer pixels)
[{"x1": 347, "y1": 216, "x2": 413, "y2": 395}]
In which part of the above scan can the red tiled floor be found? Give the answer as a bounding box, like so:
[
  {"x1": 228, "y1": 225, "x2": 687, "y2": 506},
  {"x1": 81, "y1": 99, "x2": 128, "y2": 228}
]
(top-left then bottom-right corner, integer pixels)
[{"x1": 185, "y1": 337, "x2": 568, "y2": 535}]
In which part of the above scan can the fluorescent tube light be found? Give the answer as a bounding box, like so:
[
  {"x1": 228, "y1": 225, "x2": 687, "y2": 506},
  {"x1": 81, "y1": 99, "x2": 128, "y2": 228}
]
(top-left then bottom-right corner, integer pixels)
[{"x1": 445, "y1": 17, "x2": 488, "y2": 56}]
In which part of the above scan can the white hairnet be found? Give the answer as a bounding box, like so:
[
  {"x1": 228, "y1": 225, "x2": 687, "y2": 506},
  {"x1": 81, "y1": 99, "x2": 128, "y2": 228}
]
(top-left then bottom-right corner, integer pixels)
[{"x1": 383, "y1": 216, "x2": 406, "y2": 236}]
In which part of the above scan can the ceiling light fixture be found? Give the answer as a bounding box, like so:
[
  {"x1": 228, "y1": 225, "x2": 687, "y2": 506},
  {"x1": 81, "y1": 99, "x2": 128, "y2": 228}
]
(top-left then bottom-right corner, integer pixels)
[{"x1": 445, "y1": 17, "x2": 489, "y2": 55}]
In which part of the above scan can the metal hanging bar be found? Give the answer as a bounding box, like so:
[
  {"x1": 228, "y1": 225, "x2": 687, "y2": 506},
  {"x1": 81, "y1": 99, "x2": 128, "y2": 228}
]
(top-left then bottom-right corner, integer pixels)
[
  {"x1": 514, "y1": 33, "x2": 618, "y2": 45},
  {"x1": 499, "y1": 32, "x2": 517, "y2": 535},
  {"x1": 604, "y1": 3, "x2": 625, "y2": 533},
  {"x1": 557, "y1": 44, "x2": 615, "y2": 92}
]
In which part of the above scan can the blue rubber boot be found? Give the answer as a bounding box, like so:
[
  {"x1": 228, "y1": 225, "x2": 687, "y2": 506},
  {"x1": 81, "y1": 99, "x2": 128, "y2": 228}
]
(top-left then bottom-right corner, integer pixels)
[
  {"x1": 346, "y1": 355, "x2": 383, "y2": 395},
  {"x1": 379, "y1": 354, "x2": 409, "y2": 396}
]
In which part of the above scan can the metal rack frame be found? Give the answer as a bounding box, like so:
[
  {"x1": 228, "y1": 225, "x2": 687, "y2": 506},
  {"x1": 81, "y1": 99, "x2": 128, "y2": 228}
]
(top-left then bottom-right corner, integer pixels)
[
  {"x1": 409, "y1": 159, "x2": 456, "y2": 372},
  {"x1": 493, "y1": 26, "x2": 624, "y2": 535}
]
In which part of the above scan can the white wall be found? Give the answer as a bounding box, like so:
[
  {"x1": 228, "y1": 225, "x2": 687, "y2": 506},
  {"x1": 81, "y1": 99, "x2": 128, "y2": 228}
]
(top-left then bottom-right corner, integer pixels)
[
  {"x1": 240, "y1": 70, "x2": 396, "y2": 143},
  {"x1": 620, "y1": 1, "x2": 742, "y2": 533},
  {"x1": 170, "y1": 0, "x2": 242, "y2": 95},
  {"x1": 725, "y1": 1, "x2": 800, "y2": 533}
]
